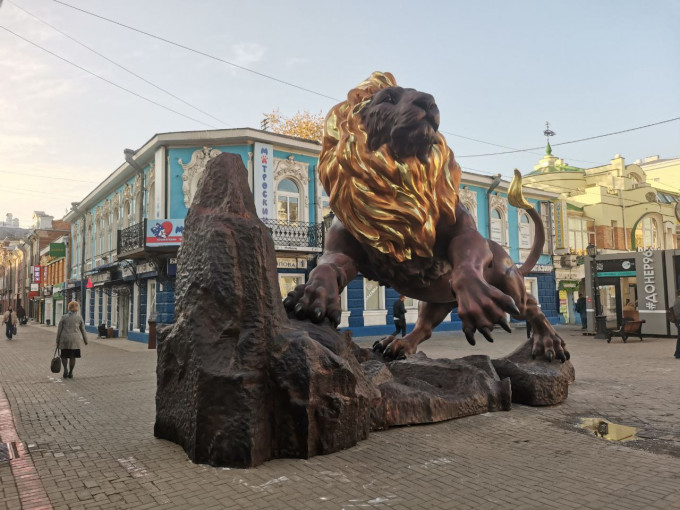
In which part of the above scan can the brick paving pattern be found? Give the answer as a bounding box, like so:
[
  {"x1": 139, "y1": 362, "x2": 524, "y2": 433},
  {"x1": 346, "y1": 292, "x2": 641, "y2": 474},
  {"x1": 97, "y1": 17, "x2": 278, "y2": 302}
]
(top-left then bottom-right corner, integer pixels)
[{"x1": 1, "y1": 322, "x2": 679, "y2": 509}]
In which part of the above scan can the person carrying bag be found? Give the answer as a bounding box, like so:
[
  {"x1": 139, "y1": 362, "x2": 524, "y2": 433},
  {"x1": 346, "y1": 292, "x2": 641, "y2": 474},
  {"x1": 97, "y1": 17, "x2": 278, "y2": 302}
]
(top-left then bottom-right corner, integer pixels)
[
  {"x1": 3, "y1": 307, "x2": 18, "y2": 340},
  {"x1": 55, "y1": 301, "x2": 89, "y2": 379}
]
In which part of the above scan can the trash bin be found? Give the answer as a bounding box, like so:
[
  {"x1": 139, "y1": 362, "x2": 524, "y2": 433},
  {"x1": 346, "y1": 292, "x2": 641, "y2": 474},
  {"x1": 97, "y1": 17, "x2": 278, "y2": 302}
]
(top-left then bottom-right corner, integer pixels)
[{"x1": 46, "y1": 319, "x2": 51, "y2": 326}]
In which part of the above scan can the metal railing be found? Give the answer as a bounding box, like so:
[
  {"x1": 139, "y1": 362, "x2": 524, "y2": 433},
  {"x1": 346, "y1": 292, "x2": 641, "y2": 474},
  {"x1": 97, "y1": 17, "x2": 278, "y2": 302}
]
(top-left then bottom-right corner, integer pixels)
[
  {"x1": 262, "y1": 219, "x2": 323, "y2": 250},
  {"x1": 117, "y1": 221, "x2": 145, "y2": 257}
]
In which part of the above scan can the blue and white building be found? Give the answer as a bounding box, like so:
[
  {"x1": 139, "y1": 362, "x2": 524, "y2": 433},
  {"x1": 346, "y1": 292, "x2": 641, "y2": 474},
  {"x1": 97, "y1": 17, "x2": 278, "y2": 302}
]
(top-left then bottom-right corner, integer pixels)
[{"x1": 64, "y1": 128, "x2": 559, "y2": 343}]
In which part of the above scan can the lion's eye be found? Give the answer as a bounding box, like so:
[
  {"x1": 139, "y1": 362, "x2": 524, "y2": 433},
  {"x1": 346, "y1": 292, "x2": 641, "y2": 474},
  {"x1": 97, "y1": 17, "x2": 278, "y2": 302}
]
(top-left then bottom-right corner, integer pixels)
[{"x1": 378, "y1": 93, "x2": 393, "y2": 105}]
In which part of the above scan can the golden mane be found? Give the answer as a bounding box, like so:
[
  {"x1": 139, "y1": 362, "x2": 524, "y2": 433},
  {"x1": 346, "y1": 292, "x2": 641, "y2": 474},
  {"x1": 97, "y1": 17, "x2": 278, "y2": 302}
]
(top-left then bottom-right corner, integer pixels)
[{"x1": 318, "y1": 72, "x2": 461, "y2": 263}]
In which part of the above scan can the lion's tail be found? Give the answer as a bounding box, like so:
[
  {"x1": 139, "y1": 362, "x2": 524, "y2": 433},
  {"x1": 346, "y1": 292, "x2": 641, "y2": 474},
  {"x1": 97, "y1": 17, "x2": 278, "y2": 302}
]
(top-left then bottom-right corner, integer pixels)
[{"x1": 508, "y1": 169, "x2": 545, "y2": 277}]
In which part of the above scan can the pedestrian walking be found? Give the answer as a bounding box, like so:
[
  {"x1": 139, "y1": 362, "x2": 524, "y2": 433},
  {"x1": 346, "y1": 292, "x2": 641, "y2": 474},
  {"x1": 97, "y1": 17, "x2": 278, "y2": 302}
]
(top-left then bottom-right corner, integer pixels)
[
  {"x1": 391, "y1": 295, "x2": 407, "y2": 337},
  {"x1": 671, "y1": 290, "x2": 680, "y2": 359},
  {"x1": 575, "y1": 294, "x2": 587, "y2": 329},
  {"x1": 3, "y1": 307, "x2": 18, "y2": 339},
  {"x1": 55, "y1": 301, "x2": 88, "y2": 379}
]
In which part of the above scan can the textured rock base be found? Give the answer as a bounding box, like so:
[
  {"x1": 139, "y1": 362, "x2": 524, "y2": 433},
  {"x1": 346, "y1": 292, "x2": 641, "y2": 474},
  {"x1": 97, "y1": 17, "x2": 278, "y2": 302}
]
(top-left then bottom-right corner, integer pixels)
[
  {"x1": 154, "y1": 152, "x2": 572, "y2": 468},
  {"x1": 492, "y1": 339, "x2": 575, "y2": 406}
]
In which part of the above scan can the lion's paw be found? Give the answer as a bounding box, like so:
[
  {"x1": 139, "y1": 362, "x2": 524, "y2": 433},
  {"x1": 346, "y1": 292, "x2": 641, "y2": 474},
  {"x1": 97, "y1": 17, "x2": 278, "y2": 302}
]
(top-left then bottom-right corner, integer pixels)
[
  {"x1": 531, "y1": 326, "x2": 570, "y2": 363},
  {"x1": 373, "y1": 336, "x2": 417, "y2": 360},
  {"x1": 283, "y1": 264, "x2": 342, "y2": 327}
]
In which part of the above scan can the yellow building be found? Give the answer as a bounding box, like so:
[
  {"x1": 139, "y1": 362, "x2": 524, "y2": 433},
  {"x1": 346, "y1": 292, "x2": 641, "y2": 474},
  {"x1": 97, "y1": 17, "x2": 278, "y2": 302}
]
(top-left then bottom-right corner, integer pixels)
[{"x1": 523, "y1": 145, "x2": 680, "y2": 325}]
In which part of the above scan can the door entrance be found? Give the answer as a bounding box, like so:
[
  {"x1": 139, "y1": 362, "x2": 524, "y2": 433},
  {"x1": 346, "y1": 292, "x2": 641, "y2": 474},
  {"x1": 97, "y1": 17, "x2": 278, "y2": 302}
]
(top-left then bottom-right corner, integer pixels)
[{"x1": 119, "y1": 292, "x2": 130, "y2": 339}]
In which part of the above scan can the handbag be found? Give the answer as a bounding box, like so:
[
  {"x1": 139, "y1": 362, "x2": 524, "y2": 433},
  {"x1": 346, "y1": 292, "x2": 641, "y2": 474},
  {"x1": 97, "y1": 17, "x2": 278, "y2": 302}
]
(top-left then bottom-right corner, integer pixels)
[{"x1": 50, "y1": 347, "x2": 62, "y2": 373}]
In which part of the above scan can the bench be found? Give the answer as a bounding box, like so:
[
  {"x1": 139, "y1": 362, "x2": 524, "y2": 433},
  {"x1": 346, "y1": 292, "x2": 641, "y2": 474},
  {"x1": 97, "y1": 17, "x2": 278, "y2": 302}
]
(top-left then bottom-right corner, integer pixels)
[{"x1": 606, "y1": 319, "x2": 646, "y2": 343}]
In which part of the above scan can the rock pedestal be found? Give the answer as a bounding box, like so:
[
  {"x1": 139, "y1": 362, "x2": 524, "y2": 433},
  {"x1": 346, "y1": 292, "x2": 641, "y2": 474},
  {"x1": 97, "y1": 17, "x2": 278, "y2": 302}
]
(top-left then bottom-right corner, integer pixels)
[{"x1": 154, "y1": 152, "x2": 573, "y2": 468}]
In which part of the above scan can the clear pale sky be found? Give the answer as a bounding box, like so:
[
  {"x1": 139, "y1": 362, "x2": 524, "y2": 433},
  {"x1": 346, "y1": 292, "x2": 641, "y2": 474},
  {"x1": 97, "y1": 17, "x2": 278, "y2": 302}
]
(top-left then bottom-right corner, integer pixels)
[{"x1": 1, "y1": 0, "x2": 678, "y2": 227}]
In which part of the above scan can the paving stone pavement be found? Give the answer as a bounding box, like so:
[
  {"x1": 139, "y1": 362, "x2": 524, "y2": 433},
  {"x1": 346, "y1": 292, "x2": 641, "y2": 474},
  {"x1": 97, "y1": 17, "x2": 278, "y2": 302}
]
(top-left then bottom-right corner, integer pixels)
[{"x1": 1, "y1": 322, "x2": 679, "y2": 510}]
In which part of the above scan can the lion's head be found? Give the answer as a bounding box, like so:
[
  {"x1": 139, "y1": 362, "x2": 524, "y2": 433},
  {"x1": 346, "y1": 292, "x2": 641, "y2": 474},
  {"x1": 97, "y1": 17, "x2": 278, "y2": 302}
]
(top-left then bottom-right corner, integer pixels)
[{"x1": 318, "y1": 72, "x2": 461, "y2": 263}]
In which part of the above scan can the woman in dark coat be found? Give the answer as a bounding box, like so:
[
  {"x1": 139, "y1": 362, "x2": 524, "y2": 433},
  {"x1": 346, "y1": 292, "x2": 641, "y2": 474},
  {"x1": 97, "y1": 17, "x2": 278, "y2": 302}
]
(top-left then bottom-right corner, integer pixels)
[{"x1": 56, "y1": 301, "x2": 88, "y2": 378}]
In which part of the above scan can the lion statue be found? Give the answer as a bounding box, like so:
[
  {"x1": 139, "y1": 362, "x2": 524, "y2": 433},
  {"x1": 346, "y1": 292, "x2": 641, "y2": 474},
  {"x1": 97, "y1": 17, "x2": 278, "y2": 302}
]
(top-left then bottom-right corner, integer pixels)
[{"x1": 284, "y1": 71, "x2": 568, "y2": 362}]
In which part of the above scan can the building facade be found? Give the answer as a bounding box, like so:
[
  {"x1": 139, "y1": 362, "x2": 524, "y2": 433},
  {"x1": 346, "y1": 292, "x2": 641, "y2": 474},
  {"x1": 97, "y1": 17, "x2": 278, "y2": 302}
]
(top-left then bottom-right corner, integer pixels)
[
  {"x1": 63, "y1": 128, "x2": 560, "y2": 343},
  {"x1": 523, "y1": 146, "x2": 680, "y2": 327}
]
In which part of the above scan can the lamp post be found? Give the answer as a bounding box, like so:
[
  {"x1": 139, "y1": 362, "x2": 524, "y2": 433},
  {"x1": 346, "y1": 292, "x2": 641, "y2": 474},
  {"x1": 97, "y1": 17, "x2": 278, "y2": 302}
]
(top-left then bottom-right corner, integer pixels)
[{"x1": 587, "y1": 243, "x2": 608, "y2": 339}]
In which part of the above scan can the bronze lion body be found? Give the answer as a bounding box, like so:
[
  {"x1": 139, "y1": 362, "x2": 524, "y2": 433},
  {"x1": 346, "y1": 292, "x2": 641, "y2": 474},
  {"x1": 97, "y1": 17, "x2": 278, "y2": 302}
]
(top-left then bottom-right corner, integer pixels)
[{"x1": 284, "y1": 72, "x2": 568, "y2": 362}]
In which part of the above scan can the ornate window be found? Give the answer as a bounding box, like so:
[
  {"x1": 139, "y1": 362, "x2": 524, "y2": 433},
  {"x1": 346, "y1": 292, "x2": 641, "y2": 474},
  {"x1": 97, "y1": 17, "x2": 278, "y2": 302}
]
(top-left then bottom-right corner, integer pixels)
[
  {"x1": 518, "y1": 211, "x2": 533, "y2": 249},
  {"x1": 320, "y1": 188, "x2": 331, "y2": 220},
  {"x1": 277, "y1": 179, "x2": 300, "y2": 223},
  {"x1": 112, "y1": 193, "x2": 120, "y2": 250},
  {"x1": 275, "y1": 156, "x2": 310, "y2": 222},
  {"x1": 148, "y1": 163, "x2": 156, "y2": 220},
  {"x1": 97, "y1": 209, "x2": 104, "y2": 261},
  {"x1": 122, "y1": 185, "x2": 132, "y2": 228},
  {"x1": 179, "y1": 147, "x2": 222, "y2": 207},
  {"x1": 134, "y1": 173, "x2": 144, "y2": 224},
  {"x1": 85, "y1": 213, "x2": 93, "y2": 268},
  {"x1": 458, "y1": 187, "x2": 478, "y2": 226},
  {"x1": 490, "y1": 209, "x2": 505, "y2": 245}
]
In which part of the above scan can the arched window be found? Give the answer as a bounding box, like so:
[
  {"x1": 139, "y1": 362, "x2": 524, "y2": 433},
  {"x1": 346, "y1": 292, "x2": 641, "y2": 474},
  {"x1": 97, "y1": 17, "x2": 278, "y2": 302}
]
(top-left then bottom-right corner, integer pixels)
[
  {"x1": 112, "y1": 204, "x2": 119, "y2": 252},
  {"x1": 490, "y1": 208, "x2": 505, "y2": 245},
  {"x1": 630, "y1": 173, "x2": 642, "y2": 189},
  {"x1": 123, "y1": 201, "x2": 131, "y2": 229},
  {"x1": 518, "y1": 212, "x2": 533, "y2": 249},
  {"x1": 134, "y1": 188, "x2": 144, "y2": 224},
  {"x1": 98, "y1": 216, "x2": 104, "y2": 259},
  {"x1": 277, "y1": 178, "x2": 300, "y2": 223},
  {"x1": 638, "y1": 217, "x2": 659, "y2": 249}
]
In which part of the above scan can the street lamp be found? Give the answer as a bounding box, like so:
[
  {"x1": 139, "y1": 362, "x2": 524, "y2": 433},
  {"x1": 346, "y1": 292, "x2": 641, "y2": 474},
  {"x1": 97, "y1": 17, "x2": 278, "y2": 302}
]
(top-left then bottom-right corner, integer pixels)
[{"x1": 587, "y1": 243, "x2": 608, "y2": 339}]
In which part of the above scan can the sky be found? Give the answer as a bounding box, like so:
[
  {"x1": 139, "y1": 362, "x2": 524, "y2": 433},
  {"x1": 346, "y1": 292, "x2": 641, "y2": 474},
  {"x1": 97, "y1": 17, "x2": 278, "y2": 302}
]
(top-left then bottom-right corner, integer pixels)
[{"x1": 1, "y1": 0, "x2": 678, "y2": 227}]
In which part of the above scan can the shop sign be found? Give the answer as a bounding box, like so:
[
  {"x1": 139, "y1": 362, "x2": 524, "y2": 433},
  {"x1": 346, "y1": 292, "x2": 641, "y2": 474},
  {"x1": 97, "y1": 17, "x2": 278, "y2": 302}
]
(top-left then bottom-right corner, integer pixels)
[
  {"x1": 91, "y1": 273, "x2": 111, "y2": 286},
  {"x1": 30, "y1": 283, "x2": 39, "y2": 291},
  {"x1": 43, "y1": 287, "x2": 52, "y2": 297},
  {"x1": 33, "y1": 265, "x2": 42, "y2": 283},
  {"x1": 554, "y1": 199, "x2": 567, "y2": 249},
  {"x1": 276, "y1": 257, "x2": 308, "y2": 269},
  {"x1": 49, "y1": 243, "x2": 66, "y2": 258},
  {"x1": 596, "y1": 258, "x2": 636, "y2": 277},
  {"x1": 146, "y1": 219, "x2": 184, "y2": 247},
  {"x1": 558, "y1": 280, "x2": 580, "y2": 291},
  {"x1": 52, "y1": 283, "x2": 64, "y2": 295},
  {"x1": 254, "y1": 143, "x2": 274, "y2": 220},
  {"x1": 640, "y1": 250, "x2": 658, "y2": 310}
]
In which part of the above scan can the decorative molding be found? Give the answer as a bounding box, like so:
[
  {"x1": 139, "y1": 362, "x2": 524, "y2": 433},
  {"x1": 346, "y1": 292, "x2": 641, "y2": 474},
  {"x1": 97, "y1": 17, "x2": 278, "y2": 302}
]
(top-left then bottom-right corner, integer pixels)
[
  {"x1": 489, "y1": 193, "x2": 508, "y2": 214},
  {"x1": 459, "y1": 186, "x2": 478, "y2": 223},
  {"x1": 148, "y1": 162, "x2": 155, "y2": 189},
  {"x1": 102, "y1": 199, "x2": 110, "y2": 216},
  {"x1": 85, "y1": 213, "x2": 93, "y2": 230},
  {"x1": 134, "y1": 173, "x2": 143, "y2": 196},
  {"x1": 95, "y1": 207, "x2": 102, "y2": 223},
  {"x1": 123, "y1": 184, "x2": 132, "y2": 203},
  {"x1": 179, "y1": 147, "x2": 222, "y2": 207},
  {"x1": 274, "y1": 155, "x2": 310, "y2": 185},
  {"x1": 113, "y1": 192, "x2": 120, "y2": 210}
]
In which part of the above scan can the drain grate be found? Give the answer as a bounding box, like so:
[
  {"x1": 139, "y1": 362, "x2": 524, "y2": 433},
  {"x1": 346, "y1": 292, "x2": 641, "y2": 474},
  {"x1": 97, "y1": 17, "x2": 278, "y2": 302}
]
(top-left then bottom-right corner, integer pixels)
[{"x1": 0, "y1": 442, "x2": 20, "y2": 462}]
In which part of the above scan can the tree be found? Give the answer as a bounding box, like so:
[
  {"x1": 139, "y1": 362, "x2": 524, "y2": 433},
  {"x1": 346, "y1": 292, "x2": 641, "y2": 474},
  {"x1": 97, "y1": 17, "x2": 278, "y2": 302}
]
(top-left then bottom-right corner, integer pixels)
[{"x1": 262, "y1": 109, "x2": 324, "y2": 142}]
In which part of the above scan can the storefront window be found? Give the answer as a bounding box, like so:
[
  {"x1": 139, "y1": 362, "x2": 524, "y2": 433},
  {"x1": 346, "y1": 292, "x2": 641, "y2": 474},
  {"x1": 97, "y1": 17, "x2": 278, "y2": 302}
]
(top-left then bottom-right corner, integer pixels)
[
  {"x1": 279, "y1": 274, "x2": 304, "y2": 299},
  {"x1": 636, "y1": 217, "x2": 660, "y2": 249}
]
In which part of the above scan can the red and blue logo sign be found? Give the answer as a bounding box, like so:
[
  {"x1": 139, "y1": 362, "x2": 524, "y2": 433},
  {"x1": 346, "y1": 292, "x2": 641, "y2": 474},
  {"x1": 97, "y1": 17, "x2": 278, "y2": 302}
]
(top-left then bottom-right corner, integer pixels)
[{"x1": 146, "y1": 219, "x2": 184, "y2": 247}]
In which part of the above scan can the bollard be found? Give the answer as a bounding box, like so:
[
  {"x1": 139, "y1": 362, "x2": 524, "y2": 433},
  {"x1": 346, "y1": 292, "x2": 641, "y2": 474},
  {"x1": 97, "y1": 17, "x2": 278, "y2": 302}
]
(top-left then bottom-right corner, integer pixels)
[{"x1": 148, "y1": 312, "x2": 157, "y2": 349}]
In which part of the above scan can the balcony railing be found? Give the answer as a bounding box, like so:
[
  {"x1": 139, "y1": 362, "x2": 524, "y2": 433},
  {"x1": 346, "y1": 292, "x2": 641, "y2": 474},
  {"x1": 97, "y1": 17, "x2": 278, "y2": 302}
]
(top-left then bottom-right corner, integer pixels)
[
  {"x1": 117, "y1": 222, "x2": 145, "y2": 258},
  {"x1": 262, "y1": 220, "x2": 323, "y2": 251}
]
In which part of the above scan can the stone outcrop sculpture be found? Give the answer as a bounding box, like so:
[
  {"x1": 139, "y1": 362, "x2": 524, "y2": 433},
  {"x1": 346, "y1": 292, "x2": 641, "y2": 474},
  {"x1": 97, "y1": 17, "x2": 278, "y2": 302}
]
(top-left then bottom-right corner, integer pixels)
[{"x1": 155, "y1": 73, "x2": 574, "y2": 469}]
